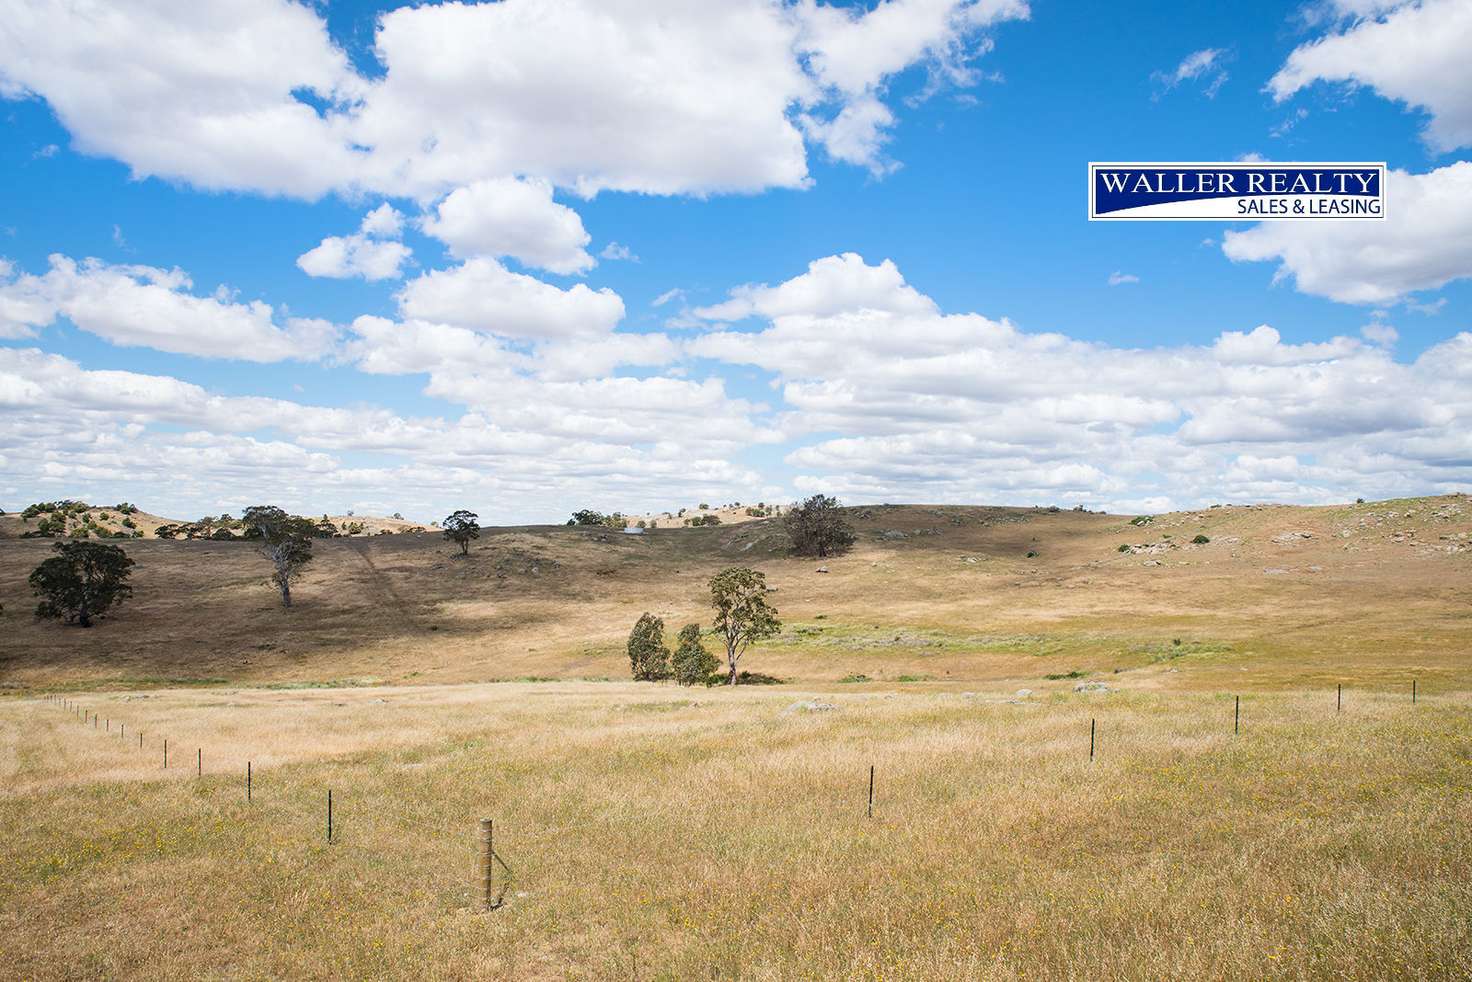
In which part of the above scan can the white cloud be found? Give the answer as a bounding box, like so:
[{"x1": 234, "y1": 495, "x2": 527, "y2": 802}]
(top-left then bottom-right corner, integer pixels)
[
  {"x1": 689, "y1": 253, "x2": 1472, "y2": 508},
  {"x1": 651, "y1": 288, "x2": 685, "y2": 308},
  {"x1": 1152, "y1": 47, "x2": 1229, "y2": 98},
  {"x1": 695, "y1": 252, "x2": 936, "y2": 321},
  {"x1": 0, "y1": 0, "x2": 1028, "y2": 199},
  {"x1": 297, "y1": 204, "x2": 412, "y2": 281},
  {"x1": 395, "y1": 258, "x2": 624, "y2": 341},
  {"x1": 0, "y1": 344, "x2": 776, "y2": 523},
  {"x1": 600, "y1": 242, "x2": 638, "y2": 263},
  {"x1": 1107, "y1": 271, "x2": 1140, "y2": 286},
  {"x1": 420, "y1": 177, "x2": 594, "y2": 275},
  {"x1": 0, "y1": 254, "x2": 336, "y2": 360},
  {"x1": 792, "y1": 0, "x2": 1029, "y2": 171},
  {"x1": 0, "y1": 0, "x2": 365, "y2": 198},
  {"x1": 297, "y1": 236, "x2": 411, "y2": 282},
  {"x1": 1269, "y1": 0, "x2": 1472, "y2": 152},
  {"x1": 1361, "y1": 320, "x2": 1399, "y2": 346},
  {"x1": 1222, "y1": 162, "x2": 1472, "y2": 304}
]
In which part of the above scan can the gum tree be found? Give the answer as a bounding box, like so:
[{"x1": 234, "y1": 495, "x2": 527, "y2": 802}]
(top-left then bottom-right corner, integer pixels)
[{"x1": 709, "y1": 567, "x2": 780, "y2": 685}]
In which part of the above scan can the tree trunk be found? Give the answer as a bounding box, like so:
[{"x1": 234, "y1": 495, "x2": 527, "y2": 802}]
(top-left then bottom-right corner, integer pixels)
[
  {"x1": 280, "y1": 578, "x2": 292, "y2": 608},
  {"x1": 726, "y1": 642, "x2": 738, "y2": 685}
]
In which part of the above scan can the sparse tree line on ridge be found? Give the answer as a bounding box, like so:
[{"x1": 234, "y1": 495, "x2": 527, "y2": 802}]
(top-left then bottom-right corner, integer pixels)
[{"x1": 8, "y1": 496, "x2": 856, "y2": 654}]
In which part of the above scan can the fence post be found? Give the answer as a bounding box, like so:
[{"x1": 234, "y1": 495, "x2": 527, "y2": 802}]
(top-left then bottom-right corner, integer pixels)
[
  {"x1": 478, "y1": 818, "x2": 494, "y2": 908},
  {"x1": 1413, "y1": 678, "x2": 1417, "y2": 704},
  {"x1": 163, "y1": 738, "x2": 168, "y2": 769},
  {"x1": 867, "y1": 765, "x2": 875, "y2": 818},
  {"x1": 247, "y1": 761, "x2": 252, "y2": 802},
  {"x1": 1337, "y1": 683, "x2": 1342, "y2": 713},
  {"x1": 327, "y1": 790, "x2": 333, "y2": 843},
  {"x1": 197, "y1": 748, "x2": 202, "y2": 777},
  {"x1": 1234, "y1": 695, "x2": 1240, "y2": 735}
]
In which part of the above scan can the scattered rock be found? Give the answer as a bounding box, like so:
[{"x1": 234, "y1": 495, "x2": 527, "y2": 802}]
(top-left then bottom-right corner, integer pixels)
[
  {"x1": 1015, "y1": 688, "x2": 1033, "y2": 698},
  {"x1": 1142, "y1": 560, "x2": 1162, "y2": 567},
  {"x1": 815, "y1": 566, "x2": 829, "y2": 573},
  {"x1": 1263, "y1": 567, "x2": 1289, "y2": 575},
  {"x1": 782, "y1": 700, "x2": 838, "y2": 715},
  {"x1": 880, "y1": 529, "x2": 908, "y2": 540},
  {"x1": 1074, "y1": 681, "x2": 1111, "y2": 693},
  {"x1": 1272, "y1": 531, "x2": 1313, "y2": 544}
]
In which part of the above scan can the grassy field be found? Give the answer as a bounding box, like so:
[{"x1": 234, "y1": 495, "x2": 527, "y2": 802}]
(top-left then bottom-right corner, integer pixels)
[
  {"x1": 1, "y1": 497, "x2": 1470, "y2": 978},
  {"x1": 1, "y1": 682, "x2": 1469, "y2": 979}
]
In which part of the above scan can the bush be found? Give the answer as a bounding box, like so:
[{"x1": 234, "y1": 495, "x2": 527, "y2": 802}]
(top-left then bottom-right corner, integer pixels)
[
  {"x1": 671, "y1": 623, "x2": 718, "y2": 686},
  {"x1": 1192, "y1": 534, "x2": 1210, "y2": 544},
  {"x1": 628, "y1": 613, "x2": 671, "y2": 681},
  {"x1": 1129, "y1": 515, "x2": 1153, "y2": 526},
  {"x1": 1025, "y1": 550, "x2": 1038, "y2": 558},
  {"x1": 1117, "y1": 544, "x2": 1131, "y2": 553}
]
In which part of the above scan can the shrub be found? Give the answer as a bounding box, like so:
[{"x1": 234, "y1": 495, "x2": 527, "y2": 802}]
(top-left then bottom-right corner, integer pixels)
[
  {"x1": 671, "y1": 623, "x2": 718, "y2": 686},
  {"x1": 1117, "y1": 544, "x2": 1131, "y2": 553},
  {"x1": 1025, "y1": 550, "x2": 1038, "y2": 558},
  {"x1": 1192, "y1": 534, "x2": 1210, "y2": 544},
  {"x1": 29, "y1": 541, "x2": 135, "y2": 627},
  {"x1": 1129, "y1": 515, "x2": 1153, "y2": 526},
  {"x1": 628, "y1": 613, "x2": 671, "y2": 681}
]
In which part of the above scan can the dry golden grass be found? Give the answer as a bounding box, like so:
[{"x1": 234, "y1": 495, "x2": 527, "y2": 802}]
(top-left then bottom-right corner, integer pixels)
[
  {"x1": 1, "y1": 681, "x2": 1469, "y2": 979},
  {"x1": 1, "y1": 496, "x2": 1468, "y2": 978}
]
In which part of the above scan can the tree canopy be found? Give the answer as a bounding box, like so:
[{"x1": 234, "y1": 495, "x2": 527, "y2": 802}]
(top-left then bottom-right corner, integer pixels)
[
  {"x1": 671, "y1": 623, "x2": 718, "y2": 686},
  {"x1": 442, "y1": 509, "x2": 481, "y2": 556},
  {"x1": 243, "y1": 505, "x2": 316, "y2": 607},
  {"x1": 627, "y1": 612, "x2": 672, "y2": 681},
  {"x1": 709, "y1": 567, "x2": 781, "y2": 685},
  {"x1": 29, "y1": 540, "x2": 135, "y2": 627},
  {"x1": 784, "y1": 494, "x2": 855, "y2": 557}
]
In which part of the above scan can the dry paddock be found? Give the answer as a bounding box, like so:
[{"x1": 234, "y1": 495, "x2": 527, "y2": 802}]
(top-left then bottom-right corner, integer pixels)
[{"x1": 1, "y1": 680, "x2": 1469, "y2": 980}]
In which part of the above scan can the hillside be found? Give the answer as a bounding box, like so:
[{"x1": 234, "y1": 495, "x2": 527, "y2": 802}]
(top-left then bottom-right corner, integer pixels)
[
  {"x1": 1, "y1": 496, "x2": 1469, "y2": 692},
  {"x1": 0, "y1": 503, "x2": 423, "y2": 541}
]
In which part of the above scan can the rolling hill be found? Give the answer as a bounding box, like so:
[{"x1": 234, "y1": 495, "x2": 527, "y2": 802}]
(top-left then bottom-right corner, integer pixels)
[{"x1": 0, "y1": 496, "x2": 1468, "y2": 693}]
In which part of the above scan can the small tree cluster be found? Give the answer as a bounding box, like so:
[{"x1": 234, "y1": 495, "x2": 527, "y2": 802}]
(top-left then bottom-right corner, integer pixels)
[{"x1": 784, "y1": 494, "x2": 855, "y2": 557}]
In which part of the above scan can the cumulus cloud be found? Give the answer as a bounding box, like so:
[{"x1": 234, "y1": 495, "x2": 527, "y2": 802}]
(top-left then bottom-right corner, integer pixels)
[
  {"x1": 1222, "y1": 162, "x2": 1472, "y2": 304},
  {"x1": 297, "y1": 205, "x2": 412, "y2": 281},
  {"x1": 0, "y1": 0, "x2": 365, "y2": 198},
  {"x1": 1269, "y1": 0, "x2": 1472, "y2": 152},
  {"x1": 0, "y1": 0, "x2": 1028, "y2": 199},
  {"x1": 689, "y1": 253, "x2": 1472, "y2": 508},
  {"x1": 0, "y1": 344, "x2": 777, "y2": 524},
  {"x1": 420, "y1": 177, "x2": 594, "y2": 275},
  {"x1": 0, "y1": 254, "x2": 337, "y2": 360},
  {"x1": 395, "y1": 258, "x2": 624, "y2": 341}
]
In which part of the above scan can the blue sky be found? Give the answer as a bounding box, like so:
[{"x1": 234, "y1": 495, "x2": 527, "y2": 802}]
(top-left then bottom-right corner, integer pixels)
[{"x1": 1, "y1": 0, "x2": 1470, "y2": 524}]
